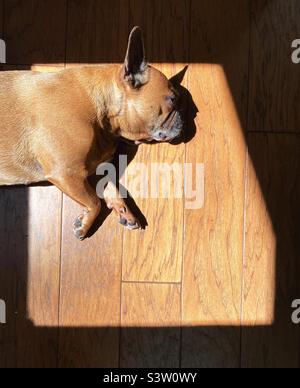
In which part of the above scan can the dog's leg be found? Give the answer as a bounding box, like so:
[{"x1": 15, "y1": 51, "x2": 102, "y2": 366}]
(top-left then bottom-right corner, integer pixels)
[
  {"x1": 103, "y1": 181, "x2": 140, "y2": 230},
  {"x1": 47, "y1": 174, "x2": 101, "y2": 240}
]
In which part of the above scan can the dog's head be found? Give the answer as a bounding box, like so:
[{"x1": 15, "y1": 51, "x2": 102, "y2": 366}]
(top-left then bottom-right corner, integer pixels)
[{"x1": 117, "y1": 27, "x2": 184, "y2": 144}]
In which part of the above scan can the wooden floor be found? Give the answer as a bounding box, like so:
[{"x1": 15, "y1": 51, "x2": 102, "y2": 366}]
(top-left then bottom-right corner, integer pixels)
[{"x1": 0, "y1": 0, "x2": 300, "y2": 368}]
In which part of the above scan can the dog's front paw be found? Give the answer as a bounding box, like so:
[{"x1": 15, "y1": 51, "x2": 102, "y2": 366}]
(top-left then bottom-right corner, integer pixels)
[
  {"x1": 119, "y1": 216, "x2": 140, "y2": 230},
  {"x1": 106, "y1": 199, "x2": 140, "y2": 231},
  {"x1": 73, "y1": 215, "x2": 87, "y2": 241}
]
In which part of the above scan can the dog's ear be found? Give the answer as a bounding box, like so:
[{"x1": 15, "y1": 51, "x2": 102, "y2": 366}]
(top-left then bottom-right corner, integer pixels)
[{"x1": 124, "y1": 26, "x2": 148, "y2": 88}]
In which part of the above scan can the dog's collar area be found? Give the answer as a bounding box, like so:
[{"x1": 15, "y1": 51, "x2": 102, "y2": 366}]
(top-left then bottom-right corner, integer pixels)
[
  {"x1": 119, "y1": 137, "x2": 143, "y2": 146},
  {"x1": 119, "y1": 136, "x2": 161, "y2": 146}
]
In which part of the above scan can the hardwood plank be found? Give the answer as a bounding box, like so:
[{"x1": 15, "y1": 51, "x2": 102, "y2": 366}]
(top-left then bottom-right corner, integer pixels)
[
  {"x1": 0, "y1": 185, "x2": 61, "y2": 367},
  {"x1": 3, "y1": 0, "x2": 67, "y2": 65},
  {"x1": 128, "y1": 0, "x2": 190, "y2": 63},
  {"x1": 66, "y1": 0, "x2": 129, "y2": 64},
  {"x1": 0, "y1": 0, "x2": 3, "y2": 36},
  {"x1": 122, "y1": 0, "x2": 190, "y2": 282},
  {"x1": 182, "y1": 0, "x2": 250, "y2": 368},
  {"x1": 0, "y1": 19, "x2": 5, "y2": 368},
  {"x1": 120, "y1": 283, "x2": 181, "y2": 368},
  {"x1": 249, "y1": 0, "x2": 300, "y2": 133},
  {"x1": 17, "y1": 185, "x2": 61, "y2": 367},
  {"x1": 0, "y1": 187, "x2": 28, "y2": 367},
  {"x1": 58, "y1": 1, "x2": 130, "y2": 367},
  {"x1": 30, "y1": 64, "x2": 65, "y2": 72},
  {"x1": 58, "y1": 194, "x2": 123, "y2": 368},
  {"x1": 242, "y1": 134, "x2": 300, "y2": 368}
]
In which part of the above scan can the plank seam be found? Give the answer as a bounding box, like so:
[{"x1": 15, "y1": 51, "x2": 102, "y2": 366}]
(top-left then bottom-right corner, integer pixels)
[
  {"x1": 122, "y1": 280, "x2": 182, "y2": 286},
  {"x1": 57, "y1": 1, "x2": 68, "y2": 366},
  {"x1": 179, "y1": 0, "x2": 193, "y2": 369}
]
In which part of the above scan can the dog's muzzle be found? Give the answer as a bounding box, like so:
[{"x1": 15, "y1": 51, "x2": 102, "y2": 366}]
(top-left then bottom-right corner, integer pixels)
[{"x1": 152, "y1": 111, "x2": 183, "y2": 142}]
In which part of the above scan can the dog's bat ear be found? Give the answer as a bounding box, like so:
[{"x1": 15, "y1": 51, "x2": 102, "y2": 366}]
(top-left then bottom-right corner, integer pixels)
[{"x1": 124, "y1": 26, "x2": 148, "y2": 88}]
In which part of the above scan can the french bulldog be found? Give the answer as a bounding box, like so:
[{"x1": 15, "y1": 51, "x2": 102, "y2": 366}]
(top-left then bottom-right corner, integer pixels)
[{"x1": 0, "y1": 27, "x2": 183, "y2": 240}]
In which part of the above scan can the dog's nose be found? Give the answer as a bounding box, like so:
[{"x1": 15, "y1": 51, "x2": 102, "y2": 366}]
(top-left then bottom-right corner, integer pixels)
[{"x1": 158, "y1": 131, "x2": 168, "y2": 141}]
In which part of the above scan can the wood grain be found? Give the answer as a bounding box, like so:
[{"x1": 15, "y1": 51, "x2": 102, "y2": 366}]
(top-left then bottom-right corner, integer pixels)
[
  {"x1": 242, "y1": 134, "x2": 300, "y2": 368},
  {"x1": 66, "y1": 0, "x2": 129, "y2": 64},
  {"x1": 122, "y1": 0, "x2": 190, "y2": 282},
  {"x1": 1, "y1": 0, "x2": 300, "y2": 369},
  {"x1": 3, "y1": 0, "x2": 67, "y2": 65},
  {"x1": 120, "y1": 283, "x2": 181, "y2": 368},
  {"x1": 58, "y1": 194, "x2": 123, "y2": 368},
  {"x1": 0, "y1": 0, "x2": 3, "y2": 36},
  {"x1": 249, "y1": 0, "x2": 300, "y2": 133},
  {"x1": 0, "y1": 185, "x2": 61, "y2": 367},
  {"x1": 128, "y1": 0, "x2": 190, "y2": 63},
  {"x1": 0, "y1": 187, "x2": 28, "y2": 367},
  {"x1": 57, "y1": 3, "x2": 131, "y2": 367},
  {"x1": 181, "y1": 0, "x2": 250, "y2": 368},
  {"x1": 18, "y1": 185, "x2": 62, "y2": 367}
]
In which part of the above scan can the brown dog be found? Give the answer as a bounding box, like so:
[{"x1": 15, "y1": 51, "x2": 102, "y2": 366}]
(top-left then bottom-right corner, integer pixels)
[{"x1": 0, "y1": 27, "x2": 183, "y2": 239}]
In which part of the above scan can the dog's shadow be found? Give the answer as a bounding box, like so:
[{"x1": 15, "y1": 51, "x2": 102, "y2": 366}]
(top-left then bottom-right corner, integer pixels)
[{"x1": 87, "y1": 67, "x2": 198, "y2": 238}]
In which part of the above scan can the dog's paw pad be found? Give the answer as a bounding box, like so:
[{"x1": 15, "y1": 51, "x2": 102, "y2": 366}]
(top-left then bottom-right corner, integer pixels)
[
  {"x1": 73, "y1": 217, "x2": 83, "y2": 229},
  {"x1": 74, "y1": 229, "x2": 85, "y2": 241},
  {"x1": 119, "y1": 217, "x2": 128, "y2": 226},
  {"x1": 119, "y1": 217, "x2": 140, "y2": 230},
  {"x1": 127, "y1": 221, "x2": 140, "y2": 230},
  {"x1": 73, "y1": 216, "x2": 86, "y2": 240}
]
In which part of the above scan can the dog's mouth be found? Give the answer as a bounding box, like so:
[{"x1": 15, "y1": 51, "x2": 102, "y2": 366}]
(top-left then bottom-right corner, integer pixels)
[
  {"x1": 151, "y1": 110, "x2": 183, "y2": 142},
  {"x1": 119, "y1": 110, "x2": 183, "y2": 146}
]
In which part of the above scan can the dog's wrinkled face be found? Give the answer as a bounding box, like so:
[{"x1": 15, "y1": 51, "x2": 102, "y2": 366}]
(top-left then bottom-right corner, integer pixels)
[{"x1": 118, "y1": 27, "x2": 183, "y2": 143}]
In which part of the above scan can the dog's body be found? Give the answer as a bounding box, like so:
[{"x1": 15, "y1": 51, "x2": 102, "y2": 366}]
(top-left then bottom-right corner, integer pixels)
[
  {"x1": 0, "y1": 66, "x2": 120, "y2": 186},
  {"x1": 0, "y1": 27, "x2": 183, "y2": 239}
]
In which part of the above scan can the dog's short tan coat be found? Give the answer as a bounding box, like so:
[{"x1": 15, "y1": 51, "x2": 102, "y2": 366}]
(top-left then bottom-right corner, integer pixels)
[{"x1": 0, "y1": 27, "x2": 182, "y2": 239}]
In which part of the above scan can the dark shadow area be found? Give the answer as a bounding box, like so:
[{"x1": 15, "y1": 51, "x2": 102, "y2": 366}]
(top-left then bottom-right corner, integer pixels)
[
  {"x1": 0, "y1": 0, "x2": 300, "y2": 368},
  {"x1": 0, "y1": 186, "x2": 30, "y2": 367}
]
